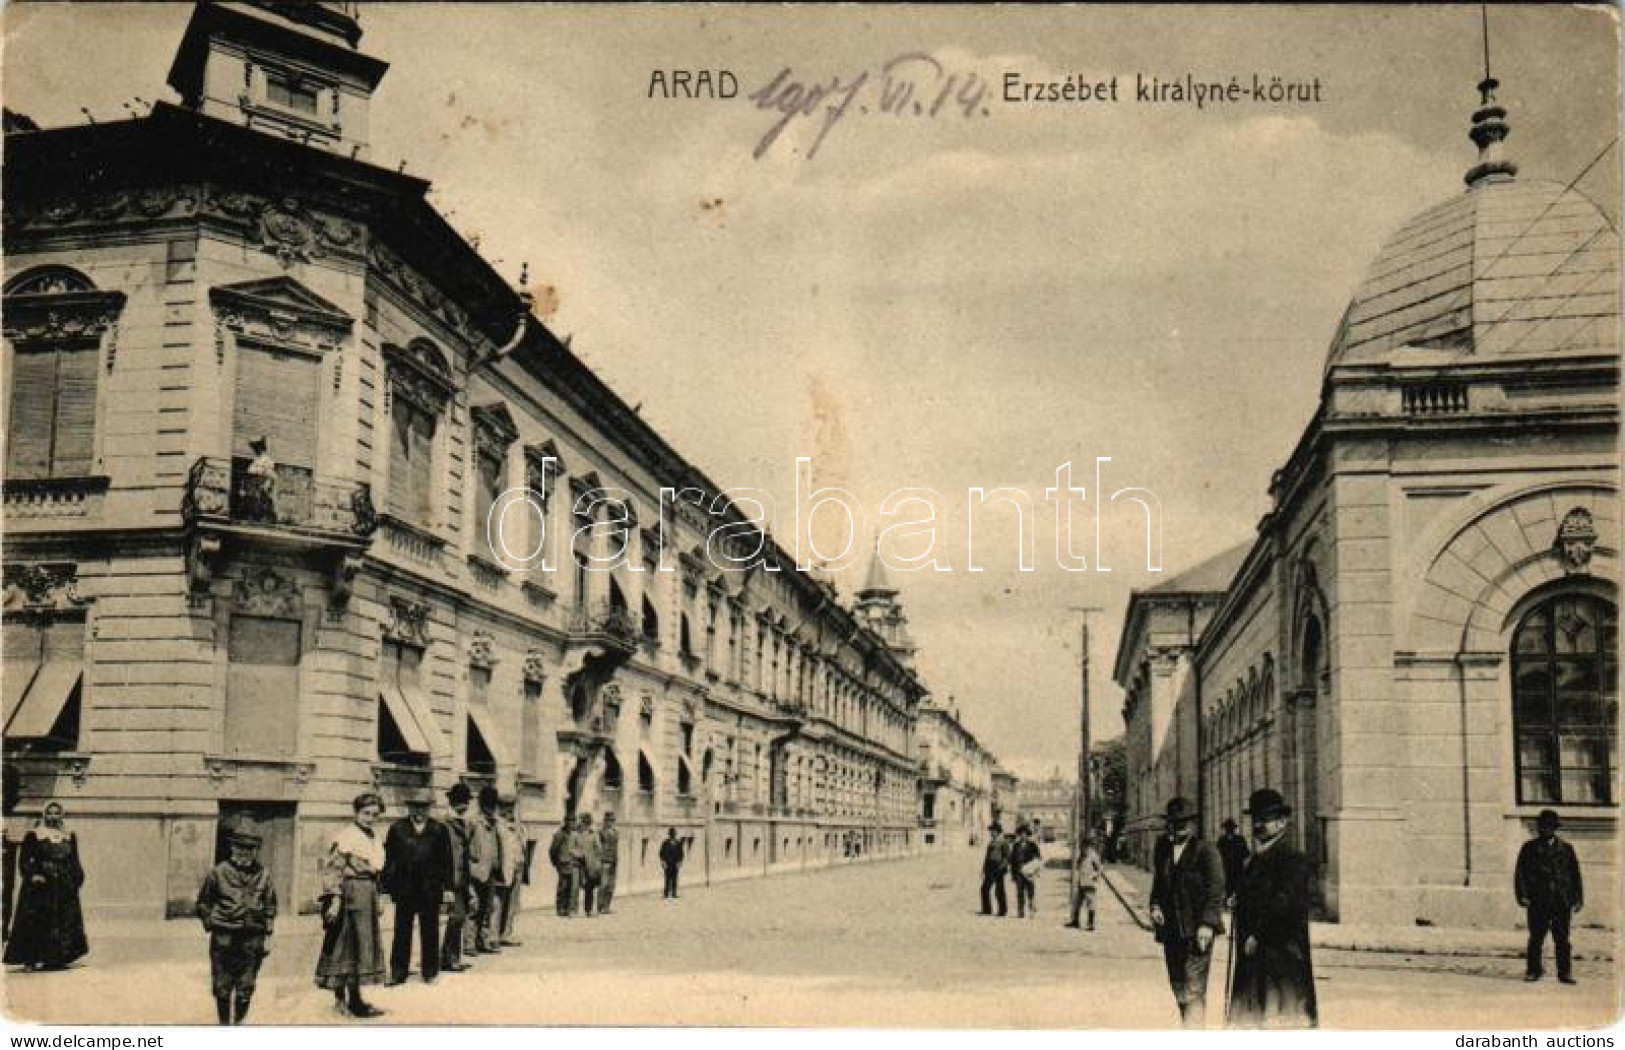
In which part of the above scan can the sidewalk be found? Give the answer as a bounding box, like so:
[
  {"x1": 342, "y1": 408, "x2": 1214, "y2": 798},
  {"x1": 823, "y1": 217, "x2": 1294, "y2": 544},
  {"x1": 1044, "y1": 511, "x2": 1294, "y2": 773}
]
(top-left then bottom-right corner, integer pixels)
[{"x1": 1101, "y1": 863, "x2": 1617, "y2": 962}]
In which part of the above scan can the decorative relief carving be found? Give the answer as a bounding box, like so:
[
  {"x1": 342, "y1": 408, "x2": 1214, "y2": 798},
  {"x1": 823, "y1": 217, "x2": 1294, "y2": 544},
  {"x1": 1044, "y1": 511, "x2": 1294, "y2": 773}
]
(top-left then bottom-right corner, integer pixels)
[
  {"x1": 329, "y1": 553, "x2": 364, "y2": 617},
  {"x1": 367, "y1": 240, "x2": 480, "y2": 347},
  {"x1": 1556, "y1": 507, "x2": 1598, "y2": 575},
  {"x1": 639, "y1": 693, "x2": 655, "y2": 719},
  {"x1": 385, "y1": 597, "x2": 431, "y2": 644},
  {"x1": 232, "y1": 566, "x2": 301, "y2": 619},
  {"x1": 187, "y1": 534, "x2": 224, "y2": 603},
  {"x1": 469, "y1": 631, "x2": 497, "y2": 669},
  {"x1": 471, "y1": 403, "x2": 519, "y2": 459},
  {"x1": 5, "y1": 185, "x2": 199, "y2": 232},
  {"x1": 1, "y1": 290, "x2": 126, "y2": 347},
  {"x1": 209, "y1": 277, "x2": 353, "y2": 356},
  {"x1": 383, "y1": 340, "x2": 454, "y2": 414},
  {"x1": 522, "y1": 651, "x2": 549, "y2": 684},
  {"x1": 2, "y1": 563, "x2": 88, "y2": 612}
]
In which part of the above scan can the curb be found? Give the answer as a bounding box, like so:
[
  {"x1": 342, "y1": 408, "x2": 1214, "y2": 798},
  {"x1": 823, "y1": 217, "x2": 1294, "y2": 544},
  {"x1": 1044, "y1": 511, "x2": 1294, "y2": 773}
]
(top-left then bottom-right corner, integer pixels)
[{"x1": 1098, "y1": 868, "x2": 1616, "y2": 962}]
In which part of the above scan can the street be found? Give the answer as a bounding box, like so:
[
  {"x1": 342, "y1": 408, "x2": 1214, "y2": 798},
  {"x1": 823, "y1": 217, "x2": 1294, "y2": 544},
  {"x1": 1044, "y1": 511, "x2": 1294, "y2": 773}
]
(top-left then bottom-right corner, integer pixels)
[{"x1": 3, "y1": 848, "x2": 1617, "y2": 1028}]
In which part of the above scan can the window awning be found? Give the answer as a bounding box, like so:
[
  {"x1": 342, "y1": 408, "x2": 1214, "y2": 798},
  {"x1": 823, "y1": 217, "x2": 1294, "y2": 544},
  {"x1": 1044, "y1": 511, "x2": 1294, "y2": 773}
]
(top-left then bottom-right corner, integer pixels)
[
  {"x1": 7, "y1": 663, "x2": 80, "y2": 739},
  {"x1": 467, "y1": 703, "x2": 512, "y2": 768},
  {"x1": 4, "y1": 662, "x2": 40, "y2": 728},
  {"x1": 380, "y1": 680, "x2": 446, "y2": 759}
]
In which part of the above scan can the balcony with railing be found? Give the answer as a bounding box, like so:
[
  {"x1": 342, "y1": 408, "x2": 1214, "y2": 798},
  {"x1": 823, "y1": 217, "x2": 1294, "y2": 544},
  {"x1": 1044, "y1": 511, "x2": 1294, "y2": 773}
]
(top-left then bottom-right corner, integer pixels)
[
  {"x1": 183, "y1": 457, "x2": 377, "y2": 547},
  {"x1": 567, "y1": 602, "x2": 641, "y2": 653}
]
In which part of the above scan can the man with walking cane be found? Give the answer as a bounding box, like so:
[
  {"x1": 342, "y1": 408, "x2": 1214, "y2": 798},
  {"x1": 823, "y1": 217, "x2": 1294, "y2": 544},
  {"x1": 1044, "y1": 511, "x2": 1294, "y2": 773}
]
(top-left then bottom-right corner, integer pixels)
[
  {"x1": 1227, "y1": 788, "x2": 1317, "y2": 1028},
  {"x1": 1148, "y1": 796, "x2": 1226, "y2": 1028}
]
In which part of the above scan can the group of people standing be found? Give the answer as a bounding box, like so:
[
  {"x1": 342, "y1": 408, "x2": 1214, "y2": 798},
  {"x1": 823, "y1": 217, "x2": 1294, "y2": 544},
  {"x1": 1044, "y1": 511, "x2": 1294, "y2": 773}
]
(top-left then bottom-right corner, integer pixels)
[
  {"x1": 978, "y1": 822, "x2": 1047, "y2": 918},
  {"x1": 545, "y1": 814, "x2": 687, "y2": 915}
]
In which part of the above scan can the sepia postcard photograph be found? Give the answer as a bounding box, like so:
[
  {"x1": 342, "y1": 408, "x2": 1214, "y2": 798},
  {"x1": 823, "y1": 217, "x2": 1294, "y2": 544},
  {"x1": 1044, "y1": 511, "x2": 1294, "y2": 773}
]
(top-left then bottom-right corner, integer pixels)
[{"x1": 0, "y1": 0, "x2": 1620, "y2": 1037}]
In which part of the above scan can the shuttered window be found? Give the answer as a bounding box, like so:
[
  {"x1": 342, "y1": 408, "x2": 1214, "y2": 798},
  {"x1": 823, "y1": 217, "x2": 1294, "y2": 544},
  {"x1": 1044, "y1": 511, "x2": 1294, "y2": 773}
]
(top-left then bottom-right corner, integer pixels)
[
  {"x1": 473, "y1": 449, "x2": 504, "y2": 557},
  {"x1": 225, "y1": 615, "x2": 301, "y2": 757},
  {"x1": 5, "y1": 344, "x2": 98, "y2": 479},
  {"x1": 387, "y1": 396, "x2": 436, "y2": 525},
  {"x1": 234, "y1": 344, "x2": 318, "y2": 466},
  {"x1": 520, "y1": 678, "x2": 542, "y2": 778}
]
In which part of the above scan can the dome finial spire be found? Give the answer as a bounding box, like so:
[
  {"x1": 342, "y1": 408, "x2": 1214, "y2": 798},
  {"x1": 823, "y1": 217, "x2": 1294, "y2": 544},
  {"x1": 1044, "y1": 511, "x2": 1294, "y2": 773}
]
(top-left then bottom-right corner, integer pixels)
[{"x1": 1465, "y1": 2, "x2": 1518, "y2": 187}]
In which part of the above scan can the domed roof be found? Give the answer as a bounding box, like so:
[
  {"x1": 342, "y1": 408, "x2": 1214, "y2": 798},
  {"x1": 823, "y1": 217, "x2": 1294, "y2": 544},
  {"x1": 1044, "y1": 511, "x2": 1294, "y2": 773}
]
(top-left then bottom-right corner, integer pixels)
[{"x1": 1326, "y1": 176, "x2": 1619, "y2": 371}]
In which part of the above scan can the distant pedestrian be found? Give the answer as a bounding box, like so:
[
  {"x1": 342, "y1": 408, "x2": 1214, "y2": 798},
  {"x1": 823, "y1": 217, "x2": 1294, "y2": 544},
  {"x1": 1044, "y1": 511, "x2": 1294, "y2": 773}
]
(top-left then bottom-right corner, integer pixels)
[
  {"x1": 597, "y1": 812, "x2": 620, "y2": 915},
  {"x1": 3, "y1": 800, "x2": 87, "y2": 972},
  {"x1": 1066, "y1": 836, "x2": 1104, "y2": 931},
  {"x1": 468, "y1": 786, "x2": 500, "y2": 953},
  {"x1": 195, "y1": 828, "x2": 276, "y2": 1024},
  {"x1": 979, "y1": 822, "x2": 1009, "y2": 917},
  {"x1": 549, "y1": 817, "x2": 578, "y2": 916},
  {"x1": 577, "y1": 814, "x2": 604, "y2": 916},
  {"x1": 1516, "y1": 809, "x2": 1583, "y2": 985},
  {"x1": 659, "y1": 828, "x2": 685, "y2": 899},
  {"x1": 315, "y1": 793, "x2": 387, "y2": 1019},
  {"x1": 439, "y1": 783, "x2": 474, "y2": 973},
  {"x1": 1217, "y1": 819, "x2": 1250, "y2": 903},
  {"x1": 1149, "y1": 796, "x2": 1225, "y2": 1028},
  {"x1": 381, "y1": 793, "x2": 452, "y2": 986},
  {"x1": 1227, "y1": 788, "x2": 1316, "y2": 1029},
  {"x1": 1011, "y1": 824, "x2": 1042, "y2": 918}
]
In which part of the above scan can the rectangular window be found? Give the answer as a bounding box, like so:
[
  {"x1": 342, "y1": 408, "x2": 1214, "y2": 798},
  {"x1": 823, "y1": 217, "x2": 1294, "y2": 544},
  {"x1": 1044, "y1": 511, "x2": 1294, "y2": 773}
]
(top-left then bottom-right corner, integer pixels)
[
  {"x1": 266, "y1": 71, "x2": 319, "y2": 114},
  {"x1": 225, "y1": 615, "x2": 301, "y2": 756},
  {"x1": 234, "y1": 344, "x2": 319, "y2": 467},
  {"x1": 520, "y1": 678, "x2": 542, "y2": 777},
  {"x1": 3, "y1": 615, "x2": 86, "y2": 752},
  {"x1": 473, "y1": 449, "x2": 504, "y2": 558},
  {"x1": 387, "y1": 396, "x2": 436, "y2": 525},
  {"x1": 379, "y1": 638, "x2": 438, "y2": 765},
  {"x1": 6, "y1": 345, "x2": 97, "y2": 479}
]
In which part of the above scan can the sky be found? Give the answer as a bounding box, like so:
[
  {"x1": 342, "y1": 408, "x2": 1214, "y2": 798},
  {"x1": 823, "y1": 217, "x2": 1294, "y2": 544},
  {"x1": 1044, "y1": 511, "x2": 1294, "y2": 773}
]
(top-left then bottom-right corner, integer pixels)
[{"x1": 4, "y1": 3, "x2": 1619, "y2": 782}]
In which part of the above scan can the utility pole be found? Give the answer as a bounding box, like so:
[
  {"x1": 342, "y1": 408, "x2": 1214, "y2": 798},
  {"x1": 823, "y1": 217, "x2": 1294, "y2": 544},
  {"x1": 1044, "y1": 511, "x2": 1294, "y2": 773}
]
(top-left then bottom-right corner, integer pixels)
[{"x1": 1067, "y1": 604, "x2": 1103, "y2": 908}]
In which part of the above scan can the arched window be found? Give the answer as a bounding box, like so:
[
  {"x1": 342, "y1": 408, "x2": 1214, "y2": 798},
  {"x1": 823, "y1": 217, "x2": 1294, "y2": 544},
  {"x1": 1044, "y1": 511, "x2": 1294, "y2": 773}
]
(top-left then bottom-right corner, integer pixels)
[
  {"x1": 637, "y1": 750, "x2": 656, "y2": 794},
  {"x1": 601, "y1": 747, "x2": 623, "y2": 790},
  {"x1": 1512, "y1": 593, "x2": 1617, "y2": 806}
]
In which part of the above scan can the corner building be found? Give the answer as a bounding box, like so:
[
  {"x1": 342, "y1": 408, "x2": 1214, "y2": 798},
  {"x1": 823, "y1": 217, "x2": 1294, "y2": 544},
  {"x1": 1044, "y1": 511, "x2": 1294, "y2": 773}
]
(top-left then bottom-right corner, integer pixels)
[
  {"x1": 1116, "y1": 75, "x2": 1619, "y2": 927},
  {"x1": 1, "y1": 2, "x2": 936, "y2": 917}
]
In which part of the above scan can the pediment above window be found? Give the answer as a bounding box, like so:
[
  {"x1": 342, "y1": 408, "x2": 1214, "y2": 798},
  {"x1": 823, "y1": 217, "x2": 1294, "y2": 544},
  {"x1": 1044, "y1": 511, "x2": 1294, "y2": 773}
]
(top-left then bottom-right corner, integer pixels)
[
  {"x1": 383, "y1": 338, "x2": 454, "y2": 414},
  {"x1": 471, "y1": 402, "x2": 519, "y2": 456},
  {"x1": 210, "y1": 277, "x2": 352, "y2": 353},
  {"x1": 3, "y1": 267, "x2": 125, "y2": 347}
]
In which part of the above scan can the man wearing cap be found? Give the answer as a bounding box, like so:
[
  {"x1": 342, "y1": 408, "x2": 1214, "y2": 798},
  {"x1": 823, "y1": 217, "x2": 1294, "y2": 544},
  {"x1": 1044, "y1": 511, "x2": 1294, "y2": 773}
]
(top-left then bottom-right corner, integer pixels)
[
  {"x1": 979, "y1": 822, "x2": 1009, "y2": 917},
  {"x1": 382, "y1": 794, "x2": 453, "y2": 986},
  {"x1": 1515, "y1": 809, "x2": 1584, "y2": 985},
  {"x1": 439, "y1": 783, "x2": 475, "y2": 973},
  {"x1": 468, "y1": 785, "x2": 502, "y2": 952},
  {"x1": 195, "y1": 829, "x2": 277, "y2": 1025},
  {"x1": 577, "y1": 813, "x2": 604, "y2": 916},
  {"x1": 549, "y1": 816, "x2": 578, "y2": 916},
  {"x1": 597, "y1": 812, "x2": 621, "y2": 915},
  {"x1": 1228, "y1": 788, "x2": 1317, "y2": 1028},
  {"x1": 1148, "y1": 796, "x2": 1226, "y2": 1028},
  {"x1": 1217, "y1": 819, "x2": 1250, "y2": 903}
]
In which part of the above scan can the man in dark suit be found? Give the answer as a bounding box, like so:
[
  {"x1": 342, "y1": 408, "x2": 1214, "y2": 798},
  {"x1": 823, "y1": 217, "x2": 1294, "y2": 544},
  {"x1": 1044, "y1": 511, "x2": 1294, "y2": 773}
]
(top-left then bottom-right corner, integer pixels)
[
  {"x1": 1227, "y1": 788, "x2": 1317, "y2": 1028},
  {"x1": 659, "y1": 827, "x2": 684, "y2": 899},
  {"x1": 549, "y1": 816, "x2": 578, "y2": 916},
  {"x1": 1516, "y1": 808, "x2": 1584, "y2": 985},
  {"x1": 439, "y1": 783, "x2": 475, "y2": 973},
  {"x1": 1217, "y1": 818, "x2": 1250, "y2": 902},
  {"x1": 1149, "y1": 796, "x2": 1226, "y2": 1028},
  {"x1": 979, "y1": 822, "x2": 1009, "y2": 917},
  {"x1": 382, "y1": 793, "x2": 453, "y2": 986}
]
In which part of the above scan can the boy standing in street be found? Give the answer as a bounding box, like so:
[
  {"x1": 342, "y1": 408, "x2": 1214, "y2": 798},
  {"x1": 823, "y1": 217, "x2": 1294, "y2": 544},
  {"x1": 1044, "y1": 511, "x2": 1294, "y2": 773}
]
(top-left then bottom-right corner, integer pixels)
[{"x1": 195, "y1": 829, "x2": 277, "y2": 1025}]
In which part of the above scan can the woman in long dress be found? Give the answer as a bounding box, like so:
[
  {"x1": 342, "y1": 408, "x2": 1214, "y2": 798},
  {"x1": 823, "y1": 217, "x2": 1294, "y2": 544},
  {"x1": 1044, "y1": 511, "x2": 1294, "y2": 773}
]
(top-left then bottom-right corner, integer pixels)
[
  {"x1": 4, "y1": 800, "x2": 88, "y2": 971},
  {"x1": 315, "y1": 792, "x2": 387, "y2": 1017}
]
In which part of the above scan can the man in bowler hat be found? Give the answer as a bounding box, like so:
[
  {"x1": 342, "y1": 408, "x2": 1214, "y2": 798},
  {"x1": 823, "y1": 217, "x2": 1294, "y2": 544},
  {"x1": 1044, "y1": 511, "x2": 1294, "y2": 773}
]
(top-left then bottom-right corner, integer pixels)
[
  {"x1": 1227, "y1": 788, "x2": 1317, "y2": 1028},
  {"x1": 1149, "y1": 796, "x2": 1226, "y2": 1027},
  {"x1": 1217, "y1": 818, "x2": 1250, "y2": 902},
  {"x1": 1515, "y1": 809, "x2": 1584, "y2": 984},
  {"x1": 382, "y1": 793, "x2": 453, "y2": 985}
]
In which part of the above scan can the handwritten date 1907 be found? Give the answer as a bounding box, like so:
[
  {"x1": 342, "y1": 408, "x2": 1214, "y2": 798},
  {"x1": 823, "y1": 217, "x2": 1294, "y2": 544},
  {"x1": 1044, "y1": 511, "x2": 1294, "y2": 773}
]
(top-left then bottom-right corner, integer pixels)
[{"x1": 747, "y1": 53, "x2": 991, "y2": 161}]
